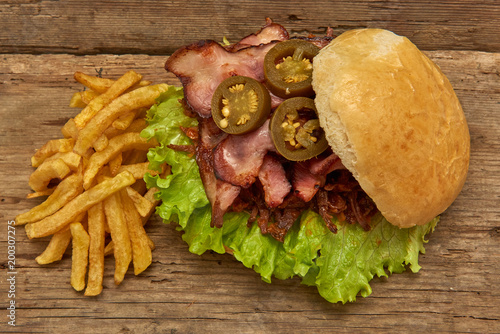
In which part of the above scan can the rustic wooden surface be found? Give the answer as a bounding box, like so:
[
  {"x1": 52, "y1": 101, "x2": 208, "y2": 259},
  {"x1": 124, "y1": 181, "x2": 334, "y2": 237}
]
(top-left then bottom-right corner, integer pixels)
[{"x1": 1, "y1": 1, "x2": 499, "y2": 333}]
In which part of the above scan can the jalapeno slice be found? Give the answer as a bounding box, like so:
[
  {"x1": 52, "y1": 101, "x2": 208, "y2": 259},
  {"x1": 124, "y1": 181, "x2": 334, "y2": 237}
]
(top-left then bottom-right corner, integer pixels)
[
  {"x1": 211, "y1": 76, "x2": 271, "y2": 135},
  {"x1": 270, "y1": 97, "x2": 328, "y2": 161},
  {"x1": 264, "y1": 40, "x2": 320, "y2": 99}
]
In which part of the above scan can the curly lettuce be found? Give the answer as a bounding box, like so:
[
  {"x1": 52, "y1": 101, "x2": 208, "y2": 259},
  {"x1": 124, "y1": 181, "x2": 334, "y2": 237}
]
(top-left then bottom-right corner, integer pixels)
[{"x1": 142, "y1": 87, "x2": 438, "y2": 303}]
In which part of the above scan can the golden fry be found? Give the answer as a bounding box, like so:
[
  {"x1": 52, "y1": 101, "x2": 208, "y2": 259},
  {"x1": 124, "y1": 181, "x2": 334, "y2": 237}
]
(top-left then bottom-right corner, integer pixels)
[
  {"x1": 25, "y1": 171, "x2": 136, "y2": 239},
  {"x1": 43, "y1": 151, "x2": 82, "y2": 171},
  {"x1": 61, "y1": 118, "x2": 79, "y2": 140},
  {"x1": 103, "y1": 191, "x2": 131, "y2": 285},
  {"x1": 122, "y1": 190, "x2": 152, "y2": 275},
  {"x1": 85, "y1": 202, "x2": 106, "y2": 296},
  {"x1": 126, "y1": 186, "x2": 154, "y2": 217},
  {"x1": 102, "y1": 118, "x2": 147, "y2": 142},
  {"x1": 112, "y1": 111, "x2": 136, "y2": 130},
  {"x1": 70, "y1": 222, "x2": 90, "y2": 292},
  {"x1": 31, "y1": 138, "x2": 75, "y2": 167},
  {"x1": 117, "y1": 162, "x2": 165, "y2": 180},
  {"x1": 79, "y1": 90, "x2": 100, "y2": 105},
  {"x1": 69, "y1": 91, "x2": 87, "y2": 108},
  {"x1": 108, "y1": 153, "x2": 123, "y2": 176},
  {"x1": 16, "y1": 173, "x2": 83, "y2": 225},
  {"x1": 73, "y1": 83, "x2": 169, "y2": 156},
  {"x1": 125, "y1": 117, "x2": 147, "y2": 133},
  {"x1": 74, "y1": 72, "x2": 115, "y2": 94},
  {"x1": 35, "y1": 227, "x2": 72, "y2": 265},
  {"x1": 74, "y1": 70, "x2": 143, "y2": 129},
  {"x1": 29, "y1": 158, "x2": 71, "y2": 192},
  {"x1": 83, "y1": 132, "x2": 158, "y2": 189},
  {"x1": 131, "y1": 80, "x2": 153, "y2": 90},
  {"x1": 104, "y1": 240, "x2": 114, "y2": 257},
  {"x1": 143, "y1": 187, "x2": 159, "y2": 204},
  {"x1": 93, "y1": 134, "x2": 109, "y2": 152},
  {"x1": 26, "y1": 188, "x2": 55, "y2": 199}
]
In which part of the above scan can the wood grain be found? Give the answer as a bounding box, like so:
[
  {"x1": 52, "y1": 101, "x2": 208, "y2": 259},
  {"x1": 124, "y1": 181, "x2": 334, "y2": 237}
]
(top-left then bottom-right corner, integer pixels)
[
  {"x1": 1, "y1": 50, "x2": 499, "y2": 333},
  {"x1": 1, "y1": 0, "x2": 499, "y2": 55}
]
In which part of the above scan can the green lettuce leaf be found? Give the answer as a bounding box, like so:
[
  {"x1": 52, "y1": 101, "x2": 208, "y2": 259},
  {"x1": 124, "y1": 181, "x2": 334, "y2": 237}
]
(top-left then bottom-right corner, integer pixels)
[{"x1": 142, "y1": 88, "x2": 438, "y2": 303}]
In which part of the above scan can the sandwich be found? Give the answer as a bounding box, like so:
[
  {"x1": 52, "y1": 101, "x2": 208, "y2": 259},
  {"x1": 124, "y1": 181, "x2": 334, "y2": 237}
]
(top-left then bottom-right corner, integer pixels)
[{"x1": 141, "y1": 20, "x2": 470, "y2": 303}]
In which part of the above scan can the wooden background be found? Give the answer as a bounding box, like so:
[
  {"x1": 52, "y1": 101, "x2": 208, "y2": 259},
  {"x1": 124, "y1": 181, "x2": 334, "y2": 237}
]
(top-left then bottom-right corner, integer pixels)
[{"x1": 1, "y1": 1, "x2": 499, "y2": 333}]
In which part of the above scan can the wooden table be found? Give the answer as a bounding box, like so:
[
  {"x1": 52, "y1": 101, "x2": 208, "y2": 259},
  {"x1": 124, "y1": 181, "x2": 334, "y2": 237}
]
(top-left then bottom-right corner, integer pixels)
[{"x1": 1, "y1": 1, "x2": 499, "y2": 333}]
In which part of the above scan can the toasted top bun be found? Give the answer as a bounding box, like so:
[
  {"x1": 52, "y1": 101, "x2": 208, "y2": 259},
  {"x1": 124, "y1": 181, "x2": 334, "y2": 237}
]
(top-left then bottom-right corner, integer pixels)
[{"x1": 312, "y1": 29, "x2": 470, "y2": 228}]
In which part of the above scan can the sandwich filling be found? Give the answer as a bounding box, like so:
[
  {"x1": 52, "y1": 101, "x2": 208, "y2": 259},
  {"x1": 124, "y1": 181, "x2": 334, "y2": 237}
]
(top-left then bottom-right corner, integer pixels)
[{"x1": 165, "y1": 19, "x2": 377, "y2": 241}]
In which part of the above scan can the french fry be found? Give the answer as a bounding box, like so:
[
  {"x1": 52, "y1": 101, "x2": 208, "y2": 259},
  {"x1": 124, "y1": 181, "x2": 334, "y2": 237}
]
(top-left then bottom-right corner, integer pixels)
[
  {"x1": 85, "y1": 202, "x2": 106, "y2": 296},
  {"x1": 93, "y1": 133, "x2": 109, "y2": 152},
  {"x1": 69, "y1": 91, "x2": 87, "y2": 108},
  {"x1": 61, "y1": 118, "x2": 79, "y2": 140},
  {"x1": 79, "y1": 90, "x2": 100, "y2": 105},
  {"x1": 112, "y1": 111, "x2": 136, "y2": 130},
  {"x1": 143, "y1": 187, "x2": 159, "y2": 204},
  {"x1": 121, "y1": 190, "x2": 152, "y2": 275},
  {"x1": 25, "y1": 171, "x2": 136, "y2": 239},
  {"x1": 103, "y1": 191, "x2": 131, "y2": 285},
  {"x1": 26, "y1": 188, "x2": 55, "y2": 199},
  {"x1": 117, "y1": 162, "x2": 165, "y2": 180},
  {"x1": 125, "y1": 186, "x2": 154, "y2": 217},
  {"x1": 35, "y1": 227, "x2": 72, "y2": 265},
  {"x1": 83, "y1": 132, "x2": 158, "y2": 189},
  {"x1": 74, "y1": 70, "x2": 143, "y2": 129},
  {"x1": 73, "y1": 83, "x2": 169, "y2": 156},
  {"x1": 131, "y1": 80, "x2": 153, "y2": 90},
  {"x1": 70, "y1": 222, "x2": 90, "y2": 292},
  {"x1": 141, "y1": 188, "x2": 160, "y2": 226},
  {"x1": 16, "y1": 173, "x2": 83, "y2": 225},
  {"x1": 43, "y1": 151, "x2": 82, "y2": 171},
  {"x1": 108, "y1": 153, "x2": 123, "y2": 176},
  {"x1": 31, "y1": 138, "x2": 75, "y2": 167},
  {"x1": 104, "y1": 118, "x2": 147, "y2": 140},
  {"x1": 146, "y1": 236, "x2": 155, "y2": 251},
  {"x1": 125, "y1": 118, "x2": 147, "y2": 133},
  {"x1": 74, "y1": 72, "x2": 116, "y2": 94},
  {"x1": 104, "y1": 240, "x2": 114, "y2": 257},
  {"x1": 29, "y1": 158, "x2": 71, "y2": 192}
]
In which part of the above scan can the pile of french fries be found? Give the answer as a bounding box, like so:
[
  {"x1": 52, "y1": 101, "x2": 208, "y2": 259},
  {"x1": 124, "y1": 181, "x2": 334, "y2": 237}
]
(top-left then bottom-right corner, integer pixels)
[{"x1": 15, "y1": 70, "x2": 170, "y2": 296}]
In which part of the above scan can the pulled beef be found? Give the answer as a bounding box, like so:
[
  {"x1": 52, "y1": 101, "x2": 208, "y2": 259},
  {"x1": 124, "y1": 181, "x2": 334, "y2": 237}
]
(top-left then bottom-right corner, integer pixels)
[{"x1": 229, "y1": 169, "x2": 378, "y2": 242}]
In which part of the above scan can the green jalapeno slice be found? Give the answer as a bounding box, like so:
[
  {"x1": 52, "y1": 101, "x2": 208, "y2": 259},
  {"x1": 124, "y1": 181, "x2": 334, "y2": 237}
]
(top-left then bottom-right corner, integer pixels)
[
  {"x1": 211, "y1": 76, "x2": 271, "y2": 135},
  {"x1": 264, "y1": 39, "x2": 320, "y2": 99},
  {"x1": 270, "y1": 97, "x2": 328, "y2": 161}
]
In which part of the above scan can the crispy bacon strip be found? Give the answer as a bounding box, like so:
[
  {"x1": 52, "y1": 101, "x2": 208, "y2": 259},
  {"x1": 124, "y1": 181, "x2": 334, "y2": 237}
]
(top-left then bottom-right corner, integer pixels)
[
  {"x1": 258, "y1": 154, "x2": 291, "y2": 208},
  {"x1": 196, "y1": 118, "x2": 238, "y2": 227},
  {"x1": 213, "y1": 120, "x2": 275, "y2": 188},
  {"x1": 227, "y1": 18, "x2": 289, "y2": 51}
]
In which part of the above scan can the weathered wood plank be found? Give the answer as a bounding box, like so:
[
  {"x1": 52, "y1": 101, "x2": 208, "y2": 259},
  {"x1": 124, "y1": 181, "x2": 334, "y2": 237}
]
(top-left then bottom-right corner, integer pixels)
[
  {"x1": 0, "y1": 0, "x2": 499, "y2": 55},
  {"x1": 1, "y1": 52, "x2": 499, "y2": 333}
]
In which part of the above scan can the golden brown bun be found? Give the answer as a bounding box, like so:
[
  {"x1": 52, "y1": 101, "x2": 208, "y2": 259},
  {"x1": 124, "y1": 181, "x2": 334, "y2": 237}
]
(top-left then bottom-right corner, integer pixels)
[{"x1": 312, "y1": 29, "x2": 470, "y2": 228}]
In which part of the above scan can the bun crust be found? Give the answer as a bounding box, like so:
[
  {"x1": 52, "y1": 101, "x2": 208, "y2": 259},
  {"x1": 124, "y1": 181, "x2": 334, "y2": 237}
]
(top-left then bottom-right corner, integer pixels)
[{"x1": 312, "y1": 29, "x2": 470, "y2": 228}]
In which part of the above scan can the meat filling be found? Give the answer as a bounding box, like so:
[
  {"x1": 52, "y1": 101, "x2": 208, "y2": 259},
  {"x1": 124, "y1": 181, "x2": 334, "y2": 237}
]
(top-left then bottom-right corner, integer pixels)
[{"x1": 167, "y1": 19, "x2": 378, "y2": 241}]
